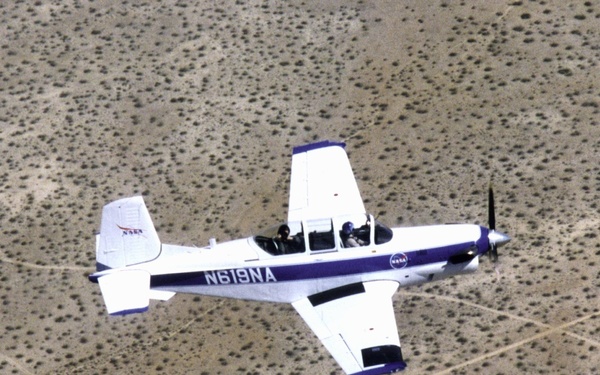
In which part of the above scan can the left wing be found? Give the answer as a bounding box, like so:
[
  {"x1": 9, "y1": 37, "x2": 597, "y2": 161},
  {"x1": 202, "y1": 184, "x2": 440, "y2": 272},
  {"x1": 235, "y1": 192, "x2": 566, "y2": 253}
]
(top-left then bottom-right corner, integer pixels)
[
  {"x1": 288, "y1": 141, "x2": 366, "y2": 223},
  {"x1": 292, "y1": 281, "x2": 407, "y2": 375}
]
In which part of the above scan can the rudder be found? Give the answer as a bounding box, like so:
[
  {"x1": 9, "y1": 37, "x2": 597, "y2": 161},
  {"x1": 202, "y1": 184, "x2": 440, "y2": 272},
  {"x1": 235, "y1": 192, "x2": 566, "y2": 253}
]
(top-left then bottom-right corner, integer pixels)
[{"x1": 96, "y1": 196, "x2": 161, "y2": 271}]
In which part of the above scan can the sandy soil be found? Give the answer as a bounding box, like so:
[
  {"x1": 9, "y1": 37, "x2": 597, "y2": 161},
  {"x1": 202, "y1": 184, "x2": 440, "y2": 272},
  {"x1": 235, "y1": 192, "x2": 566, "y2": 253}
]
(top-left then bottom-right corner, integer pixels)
[{"x1": 0, "y1": 0, "x2": 598, "y2": 374}]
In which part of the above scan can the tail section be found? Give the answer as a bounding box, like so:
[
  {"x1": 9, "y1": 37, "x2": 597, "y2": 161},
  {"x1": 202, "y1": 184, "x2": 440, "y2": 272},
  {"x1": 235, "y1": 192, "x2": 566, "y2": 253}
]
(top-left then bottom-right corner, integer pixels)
[{"x1": 96, "y1": 196, "x2": 161, "y2": 271}]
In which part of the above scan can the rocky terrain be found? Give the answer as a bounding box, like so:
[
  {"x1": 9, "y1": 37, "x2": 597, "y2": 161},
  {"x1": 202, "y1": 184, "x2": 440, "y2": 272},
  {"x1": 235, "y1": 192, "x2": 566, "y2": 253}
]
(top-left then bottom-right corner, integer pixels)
[{"x1": 0, "y1": 0, "x2": 598, "y2": 374}]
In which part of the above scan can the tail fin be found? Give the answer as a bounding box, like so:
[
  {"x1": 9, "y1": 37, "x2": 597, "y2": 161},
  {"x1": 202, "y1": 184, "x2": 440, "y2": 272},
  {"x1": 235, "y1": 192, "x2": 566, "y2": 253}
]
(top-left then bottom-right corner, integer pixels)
[{"x1": 96, "y1": 196, "x2": 161, "y2": 271}]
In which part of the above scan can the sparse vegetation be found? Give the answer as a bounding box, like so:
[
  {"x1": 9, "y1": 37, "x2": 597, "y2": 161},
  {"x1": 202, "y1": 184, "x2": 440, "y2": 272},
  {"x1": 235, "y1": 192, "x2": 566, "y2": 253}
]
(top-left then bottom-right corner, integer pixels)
[{"x1": 0, "y1": 0, "x2": 598, "y2": 374}]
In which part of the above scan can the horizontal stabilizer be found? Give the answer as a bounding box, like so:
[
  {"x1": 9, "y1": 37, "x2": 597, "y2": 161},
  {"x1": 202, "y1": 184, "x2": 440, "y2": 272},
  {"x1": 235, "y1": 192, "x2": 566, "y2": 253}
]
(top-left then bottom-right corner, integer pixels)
[
  {"x1": 149, "y1": 289, "x2": 176, "y2": 301},
  {"x1": 97, "y1": 270, "x2": 150, "y2": 315}
]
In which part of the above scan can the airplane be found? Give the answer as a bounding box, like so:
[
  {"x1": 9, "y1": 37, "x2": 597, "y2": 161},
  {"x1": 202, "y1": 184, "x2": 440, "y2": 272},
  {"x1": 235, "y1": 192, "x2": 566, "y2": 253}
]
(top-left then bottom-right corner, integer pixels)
[{"x1": 88, "y1": 140, "x2": 510, "y2": 375}]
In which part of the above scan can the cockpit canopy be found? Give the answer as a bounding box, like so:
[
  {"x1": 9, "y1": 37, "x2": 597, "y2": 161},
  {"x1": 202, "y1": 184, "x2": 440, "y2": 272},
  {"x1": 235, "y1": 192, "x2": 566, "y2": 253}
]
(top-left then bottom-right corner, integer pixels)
[{"x1": 253, "y1": 214, "x2": 393, "y2": 256}]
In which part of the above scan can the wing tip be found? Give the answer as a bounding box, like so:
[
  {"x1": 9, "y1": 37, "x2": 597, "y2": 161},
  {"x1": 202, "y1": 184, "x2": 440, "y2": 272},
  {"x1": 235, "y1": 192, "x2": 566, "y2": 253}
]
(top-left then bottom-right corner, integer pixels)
[
  {"x1": 292, "y1": 140, "x2": 346, "y2": 155},
  {"x1": 350, "y1": 361, "x2": 407, "y2": 375},
  {"x1": 108, "y1": 306, "x2": 149, "y2": 316}
]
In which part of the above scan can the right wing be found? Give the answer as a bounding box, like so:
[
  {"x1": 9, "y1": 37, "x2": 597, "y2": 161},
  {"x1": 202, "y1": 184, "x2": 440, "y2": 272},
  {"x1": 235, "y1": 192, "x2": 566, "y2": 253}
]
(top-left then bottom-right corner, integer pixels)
[{"x1": 292, "y1": 281, "x2": 407, "y2": 375}]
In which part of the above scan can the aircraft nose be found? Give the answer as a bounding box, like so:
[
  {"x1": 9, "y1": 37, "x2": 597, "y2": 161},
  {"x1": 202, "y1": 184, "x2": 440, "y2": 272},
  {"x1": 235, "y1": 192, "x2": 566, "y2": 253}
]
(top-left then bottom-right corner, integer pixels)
[{"x1": 488, "y1": 230, "x2": 511, "y2": 247}]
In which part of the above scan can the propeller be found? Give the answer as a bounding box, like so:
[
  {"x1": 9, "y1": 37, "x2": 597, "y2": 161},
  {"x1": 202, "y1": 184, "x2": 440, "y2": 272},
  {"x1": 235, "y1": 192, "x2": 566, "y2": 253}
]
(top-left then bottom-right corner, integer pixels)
[
  {"x1": 448, "y1": 184, "x2": 510, "y2": 266},
  {"x1": 487, "y1": 184, "x2": 510, "y2": 263}
]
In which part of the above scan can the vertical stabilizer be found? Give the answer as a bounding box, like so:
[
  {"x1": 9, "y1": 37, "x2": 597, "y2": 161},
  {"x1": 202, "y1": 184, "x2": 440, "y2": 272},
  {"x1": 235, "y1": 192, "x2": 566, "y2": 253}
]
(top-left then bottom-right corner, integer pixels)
[{"x1": 96, "y1": 196, "x2": 161, "y2": 270}]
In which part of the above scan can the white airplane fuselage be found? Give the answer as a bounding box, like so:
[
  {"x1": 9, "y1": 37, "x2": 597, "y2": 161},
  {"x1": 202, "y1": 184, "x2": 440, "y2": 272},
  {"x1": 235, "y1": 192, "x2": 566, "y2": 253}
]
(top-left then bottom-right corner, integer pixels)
[{"x1": 91, "y1": 223, "x2": 487, "y2": 303}]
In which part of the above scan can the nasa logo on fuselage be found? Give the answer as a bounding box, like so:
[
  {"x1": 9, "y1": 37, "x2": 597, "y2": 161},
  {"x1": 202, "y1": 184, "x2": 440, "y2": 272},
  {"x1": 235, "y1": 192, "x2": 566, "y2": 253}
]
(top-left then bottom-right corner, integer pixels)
[{"x1": 390, "y1": 252, "x2": 408, "y2": 269}]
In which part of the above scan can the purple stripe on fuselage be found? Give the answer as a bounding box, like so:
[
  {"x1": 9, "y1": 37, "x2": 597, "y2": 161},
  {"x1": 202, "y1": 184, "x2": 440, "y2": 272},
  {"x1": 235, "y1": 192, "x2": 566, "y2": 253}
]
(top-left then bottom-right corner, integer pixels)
[
  {"x1": 150, "y1": 240, "x2": 480, "y2": 288},
  {"x1": 292, "y1": 140, "x2": 346, "y2": 155}
]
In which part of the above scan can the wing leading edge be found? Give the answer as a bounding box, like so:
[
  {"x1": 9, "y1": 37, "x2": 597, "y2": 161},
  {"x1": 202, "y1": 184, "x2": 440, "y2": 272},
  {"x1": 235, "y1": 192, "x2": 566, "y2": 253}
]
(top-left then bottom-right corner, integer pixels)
[
  {"x1": 293, "y1": 280, "x2": 407, "y2": 375},
  {"x1": 288, "y1": 141, "x2": 366, "y2": 223}
]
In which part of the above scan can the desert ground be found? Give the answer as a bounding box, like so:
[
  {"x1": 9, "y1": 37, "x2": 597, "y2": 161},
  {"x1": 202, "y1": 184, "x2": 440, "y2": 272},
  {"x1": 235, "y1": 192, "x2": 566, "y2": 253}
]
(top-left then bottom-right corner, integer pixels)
[{"x1": 1, "y1": 0, "x2": 599, "y2": 374}]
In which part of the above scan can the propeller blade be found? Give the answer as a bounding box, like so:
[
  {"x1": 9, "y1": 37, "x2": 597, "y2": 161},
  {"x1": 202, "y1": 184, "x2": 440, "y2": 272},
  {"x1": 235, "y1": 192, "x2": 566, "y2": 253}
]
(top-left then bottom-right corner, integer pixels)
[
  {"x1": 490, "y1": 243, "x2": 498, "y2": 263},
  {"x1": 487, "y1": 184, "x2": 508, "y2": 263},
  {"x1": 488, "y1": 184, "x2": 496, "y2": 231}
]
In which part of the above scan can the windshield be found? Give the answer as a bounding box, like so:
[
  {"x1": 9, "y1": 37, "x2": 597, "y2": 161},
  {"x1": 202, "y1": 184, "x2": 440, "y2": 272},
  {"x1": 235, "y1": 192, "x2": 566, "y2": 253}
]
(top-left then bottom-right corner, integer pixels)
[{"x1": 374, "y1": 219, "x2": 393, "y2": 244}]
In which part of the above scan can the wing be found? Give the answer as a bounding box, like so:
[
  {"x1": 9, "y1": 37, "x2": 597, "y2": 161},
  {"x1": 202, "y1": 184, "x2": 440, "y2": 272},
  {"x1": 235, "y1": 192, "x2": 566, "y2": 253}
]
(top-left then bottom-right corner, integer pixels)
[
  {"x1": 288, "y1": 141, "x2": 366, "y2": 223},
  {"x1": 292, "y1": 281, "x2": 407, "y2": 375}
]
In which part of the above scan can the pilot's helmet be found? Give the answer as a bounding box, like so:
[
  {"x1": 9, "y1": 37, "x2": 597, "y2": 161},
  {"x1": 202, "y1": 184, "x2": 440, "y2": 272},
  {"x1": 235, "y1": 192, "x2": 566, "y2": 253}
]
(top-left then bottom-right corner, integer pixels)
[
  {"x1": 342, "y1": 221, "x2": 354, "y2": 235},
  {"x1": 278, "y1": 224, "x2": 290, "y2": 237}
]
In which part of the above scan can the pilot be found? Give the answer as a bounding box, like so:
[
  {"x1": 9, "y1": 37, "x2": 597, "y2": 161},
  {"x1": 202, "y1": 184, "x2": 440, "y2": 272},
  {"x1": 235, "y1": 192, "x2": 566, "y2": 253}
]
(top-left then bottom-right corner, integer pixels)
[
  {"x1": 276, "y1": 225, "x2": 293, "y2": 241},
  {"x1": 356, "y1": 218, "x2": 371, "y2": 244},
  {"x1": 275, "y1": 224, "x2": 297, "y2": 254},
  {"x1": 341, "y1": 221, "x2": 365, "y2": 247}
]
